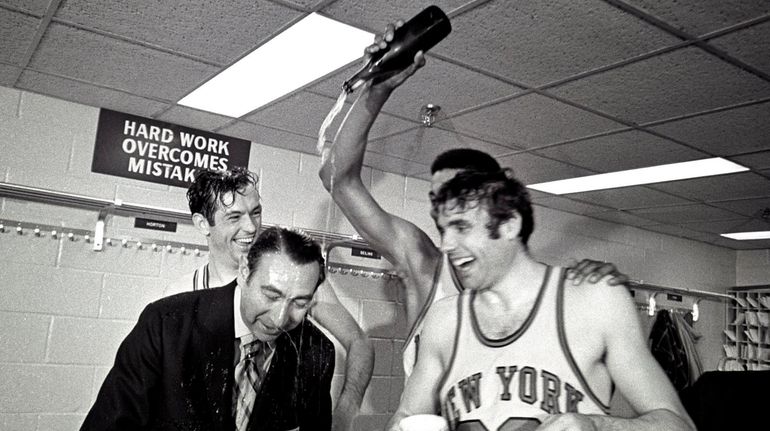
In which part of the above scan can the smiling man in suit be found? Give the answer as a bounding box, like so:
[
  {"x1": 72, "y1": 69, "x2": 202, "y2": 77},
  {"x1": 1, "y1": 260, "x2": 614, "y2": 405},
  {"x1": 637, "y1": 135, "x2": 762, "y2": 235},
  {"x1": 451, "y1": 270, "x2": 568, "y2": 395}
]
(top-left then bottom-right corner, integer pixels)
[{"x1": 81, "y1": 226, "x2": 335, "y2": 431}]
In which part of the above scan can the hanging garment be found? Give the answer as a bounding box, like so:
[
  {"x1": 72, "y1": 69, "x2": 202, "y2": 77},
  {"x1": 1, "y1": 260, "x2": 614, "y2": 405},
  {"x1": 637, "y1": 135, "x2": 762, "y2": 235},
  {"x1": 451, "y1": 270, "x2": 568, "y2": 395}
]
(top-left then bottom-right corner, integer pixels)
[
  {"x1": 648, "y1": 310, "x2": 690, "y2": 391},
  {"x1": 671, "y1": 311, "x2": 703, "y2": 386}
]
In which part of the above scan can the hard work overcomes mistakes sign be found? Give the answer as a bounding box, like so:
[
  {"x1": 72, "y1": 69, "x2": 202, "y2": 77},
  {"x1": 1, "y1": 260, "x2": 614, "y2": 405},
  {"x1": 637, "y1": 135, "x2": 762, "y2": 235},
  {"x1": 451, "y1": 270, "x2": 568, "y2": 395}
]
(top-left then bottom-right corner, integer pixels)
[{"x1": 92, "y1": 109, "x2": 251, "y2": 188}]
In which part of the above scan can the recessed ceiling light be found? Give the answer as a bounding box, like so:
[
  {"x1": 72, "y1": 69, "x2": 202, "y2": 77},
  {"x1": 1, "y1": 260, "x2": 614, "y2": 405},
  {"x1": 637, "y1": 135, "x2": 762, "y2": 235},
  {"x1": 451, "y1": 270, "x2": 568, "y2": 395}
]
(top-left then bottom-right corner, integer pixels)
[
  {"x1": 178, "y1": 13, "x2": 373, "y2": 118},
  {"x1": 721, "y1": 231, "x2": 770, "y2": 240},
  {"x1": 527, "y1": 157, "x2": 749, "y2": 195}
]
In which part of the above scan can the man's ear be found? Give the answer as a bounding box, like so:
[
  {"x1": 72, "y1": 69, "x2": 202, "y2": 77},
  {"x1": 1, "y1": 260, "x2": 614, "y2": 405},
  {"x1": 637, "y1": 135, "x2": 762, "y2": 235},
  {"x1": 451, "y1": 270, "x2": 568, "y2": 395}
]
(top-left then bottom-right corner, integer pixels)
[
  {"x1": 192, "y1": 213, "x2": 210, "y2": 237},
  {"x1": 500, "y1": 212, "x2": 522, "y2": 241}
]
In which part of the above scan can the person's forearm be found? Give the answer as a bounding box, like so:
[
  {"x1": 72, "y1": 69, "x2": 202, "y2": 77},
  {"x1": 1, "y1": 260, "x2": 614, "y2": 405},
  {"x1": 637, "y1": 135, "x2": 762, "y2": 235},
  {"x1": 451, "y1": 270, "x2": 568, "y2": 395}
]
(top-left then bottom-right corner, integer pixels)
[
  {"x1": 319, "y1": 85, "x2": 392, "y2": 189},
  {"x1": 588, "y1": 409, "x2": 695, "y2": 431},
  {"x1": 332, "y1": 336, "x2": 374, "y2": 430}
]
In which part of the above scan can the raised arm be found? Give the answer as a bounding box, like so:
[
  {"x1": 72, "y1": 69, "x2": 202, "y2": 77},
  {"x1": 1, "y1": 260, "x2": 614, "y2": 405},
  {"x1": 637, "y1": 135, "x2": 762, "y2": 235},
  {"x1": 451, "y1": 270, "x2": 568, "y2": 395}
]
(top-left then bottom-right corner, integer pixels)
[
  {"x1": 318, "y1": 27, "x2": 441, "y2": 313},
  {"x1": 310, "y1": 280, "x2": 374, "y2": 431}
]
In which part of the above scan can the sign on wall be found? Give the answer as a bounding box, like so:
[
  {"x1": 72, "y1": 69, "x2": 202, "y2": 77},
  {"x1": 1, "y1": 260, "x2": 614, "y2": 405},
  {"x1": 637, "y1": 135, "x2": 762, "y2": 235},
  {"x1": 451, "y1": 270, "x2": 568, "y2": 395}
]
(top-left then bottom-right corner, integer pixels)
[{"x1": 92, "y1": 109, "x2": 251, "y2": 188}]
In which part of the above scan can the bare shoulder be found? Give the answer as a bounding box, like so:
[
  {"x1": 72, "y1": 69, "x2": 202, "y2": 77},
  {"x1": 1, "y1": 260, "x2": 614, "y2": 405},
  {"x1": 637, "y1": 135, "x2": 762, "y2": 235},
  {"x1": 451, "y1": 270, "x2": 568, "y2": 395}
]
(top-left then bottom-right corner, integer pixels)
[
  {"x1": 421, "y1": 294, "x2": 462, "y2": 339},
  {"x1": 563, "y1": 275, "x2": 635, "y2": 322}
]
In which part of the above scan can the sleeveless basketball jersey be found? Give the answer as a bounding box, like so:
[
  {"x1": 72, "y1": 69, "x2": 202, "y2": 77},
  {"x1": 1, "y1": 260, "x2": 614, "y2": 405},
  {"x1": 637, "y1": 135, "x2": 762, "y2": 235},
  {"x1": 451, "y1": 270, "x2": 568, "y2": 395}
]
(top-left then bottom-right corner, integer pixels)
[
  {"x1": 438, "y1": 266, "x2": 611, "y2": 431},
  {"x1": 163, "y1": 263, "x2": 213, "y2": 297},
  {"x1": 402, "y1": 254, "x2": 463, "y2": 378}
]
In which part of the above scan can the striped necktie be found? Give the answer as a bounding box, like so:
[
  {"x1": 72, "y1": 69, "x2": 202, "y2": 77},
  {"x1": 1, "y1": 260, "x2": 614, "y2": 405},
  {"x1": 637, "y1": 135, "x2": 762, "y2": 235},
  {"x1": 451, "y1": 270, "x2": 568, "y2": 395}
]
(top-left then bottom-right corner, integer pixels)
[{"x1": 233, "y1": 336, "x2": 268, "y2": 431}]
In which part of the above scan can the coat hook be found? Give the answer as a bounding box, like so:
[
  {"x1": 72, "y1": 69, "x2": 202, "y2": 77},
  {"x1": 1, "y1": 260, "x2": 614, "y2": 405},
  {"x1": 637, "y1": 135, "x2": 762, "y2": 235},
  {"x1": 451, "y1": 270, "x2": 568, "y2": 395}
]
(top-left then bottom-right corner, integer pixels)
[
  {"x1": 34, "y1": 227, "x2": 41, "y2": 237},
  {"x1": 151, "y1": 243, "x2": 158, "y2": 251},
  {"x1": 51, "y1": 230, "x2": 58, "y2": 239},
  {"x1": 0, "y1": 223, "x2": 4, "y2": 233},
  {"x1": 165, "y1": 245, "x2": 173, "y2": 253},
  {"x1": 647, "y1": 293, "x2": 657, "y2": 316},
  {"x1": 136, "y1": 241, "x2": 142, "y2": 250},
  {"x1": 16, "y1": 225, "x2": 23, "y2": 235},
  {"x1": 67, "y1": 232, "x2": 75, "y2": 241},
  {"x1": 84, "y1": 234, "x2": 91, "y2": 243},
  {"x1": 692, "y1": 299, "x2": 701, "y2": 322}
]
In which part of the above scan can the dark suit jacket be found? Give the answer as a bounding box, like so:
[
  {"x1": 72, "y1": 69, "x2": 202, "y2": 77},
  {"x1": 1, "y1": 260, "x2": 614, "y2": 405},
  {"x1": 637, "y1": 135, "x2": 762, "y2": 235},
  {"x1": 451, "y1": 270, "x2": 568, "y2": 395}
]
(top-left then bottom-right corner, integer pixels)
[{"x1": 81, "y1": 282, "x2": 335, "y2": 431}]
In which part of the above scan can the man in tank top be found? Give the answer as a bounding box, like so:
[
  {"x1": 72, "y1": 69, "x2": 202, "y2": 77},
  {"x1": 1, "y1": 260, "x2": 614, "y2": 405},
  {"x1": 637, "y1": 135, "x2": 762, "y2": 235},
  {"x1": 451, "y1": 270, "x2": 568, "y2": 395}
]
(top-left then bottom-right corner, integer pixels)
[
  {"x1": 162, "y1": 167, "x2": 373, "y2": 431},
  {"x1": 386, "y1": 169, "x2": 695, "y2": 431},
  {"x1": 319, "y1": 23, "x2": 627, "y2": 381}
]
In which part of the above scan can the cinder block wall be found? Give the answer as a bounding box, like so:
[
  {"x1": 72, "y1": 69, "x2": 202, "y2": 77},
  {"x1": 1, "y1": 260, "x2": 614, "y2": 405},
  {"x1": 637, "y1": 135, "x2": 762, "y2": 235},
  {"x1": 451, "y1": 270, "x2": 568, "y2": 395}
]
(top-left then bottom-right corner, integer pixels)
[
  {"x1": 0, "y1": 87, "x2": 743, "y2": 430},
  {"x1": 736, "y1": 250, "x2": 770, "y2": 286}
]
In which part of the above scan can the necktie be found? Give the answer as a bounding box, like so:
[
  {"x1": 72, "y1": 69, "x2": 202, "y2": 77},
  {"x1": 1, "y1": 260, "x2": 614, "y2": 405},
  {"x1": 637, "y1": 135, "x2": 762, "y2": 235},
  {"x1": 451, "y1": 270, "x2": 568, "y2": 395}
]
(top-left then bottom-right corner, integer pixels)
[{"x1": 233, "y1": 336, "x2": 268, "y2": 431}]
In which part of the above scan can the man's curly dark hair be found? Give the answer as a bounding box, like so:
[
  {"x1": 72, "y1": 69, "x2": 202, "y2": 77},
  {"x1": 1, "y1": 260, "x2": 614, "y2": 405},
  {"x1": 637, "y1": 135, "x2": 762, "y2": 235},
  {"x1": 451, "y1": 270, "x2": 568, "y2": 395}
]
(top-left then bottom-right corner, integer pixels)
[{"x1": 430, "y1": 169, "x2": 534, "y2": 245}]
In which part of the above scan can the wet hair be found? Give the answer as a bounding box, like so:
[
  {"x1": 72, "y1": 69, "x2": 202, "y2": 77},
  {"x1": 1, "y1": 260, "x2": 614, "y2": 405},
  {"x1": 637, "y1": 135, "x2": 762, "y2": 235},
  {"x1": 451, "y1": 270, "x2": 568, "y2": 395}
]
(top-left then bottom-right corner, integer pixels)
[
  {"x1": 430, "y1": 169, "x2": 534, "y2": 245},
  {"x1": 246, "y1": 226, "x2": 326, "y2": 289},
  {"x1": 430, "y1": 148, "x2": 501, "y2": 174},
  {"x1": 187, "y1": 167, "x2": 258, "y2": 225}
]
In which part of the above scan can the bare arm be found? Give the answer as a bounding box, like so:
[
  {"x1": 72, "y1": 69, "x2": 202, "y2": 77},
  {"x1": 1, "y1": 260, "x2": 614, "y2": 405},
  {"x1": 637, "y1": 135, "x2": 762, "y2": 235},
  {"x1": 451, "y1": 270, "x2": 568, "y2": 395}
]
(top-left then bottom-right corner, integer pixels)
[
  {"x1": 311, "y1": 280, "x2": 374, "y2": 431},
  {"x1": 318, "y1": 32, "x2": 440, "y2": 317},
  {"x1": 386, "y1": 298, "x2": 455, "y2": 430},
  {"x1": 540, "y1": 282, "x2": 694, "y2": 431}
]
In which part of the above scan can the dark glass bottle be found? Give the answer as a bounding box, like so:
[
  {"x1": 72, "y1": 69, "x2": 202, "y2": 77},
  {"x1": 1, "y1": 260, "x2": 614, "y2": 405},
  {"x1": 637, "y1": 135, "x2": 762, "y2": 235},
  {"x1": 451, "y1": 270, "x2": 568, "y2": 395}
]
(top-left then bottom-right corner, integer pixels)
[{"x1": 342, "y1": 5, "x2": 452, "y2": 93}]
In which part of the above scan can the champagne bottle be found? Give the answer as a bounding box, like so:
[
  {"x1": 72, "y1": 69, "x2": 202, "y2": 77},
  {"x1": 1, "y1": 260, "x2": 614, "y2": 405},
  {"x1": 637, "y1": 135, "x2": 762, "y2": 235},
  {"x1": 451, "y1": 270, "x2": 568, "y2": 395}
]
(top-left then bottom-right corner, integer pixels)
[{"x1": 342, "y1": 5, "x2": 452, "y2": 93}]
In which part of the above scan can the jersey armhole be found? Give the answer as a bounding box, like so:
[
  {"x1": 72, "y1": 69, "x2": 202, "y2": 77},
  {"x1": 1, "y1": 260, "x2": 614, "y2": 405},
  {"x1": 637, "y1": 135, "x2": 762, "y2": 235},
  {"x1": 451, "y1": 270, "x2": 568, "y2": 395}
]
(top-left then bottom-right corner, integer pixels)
[{"x1": 556, "y1": 268, "x2": 612, "y2": 413}]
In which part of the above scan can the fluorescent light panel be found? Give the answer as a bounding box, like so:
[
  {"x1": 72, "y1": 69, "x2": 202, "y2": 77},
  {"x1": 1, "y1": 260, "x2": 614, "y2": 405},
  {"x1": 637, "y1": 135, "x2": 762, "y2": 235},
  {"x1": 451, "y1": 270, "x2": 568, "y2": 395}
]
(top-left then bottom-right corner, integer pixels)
[
  {"x1": 178, "y1": 13, "x2": 373, "y2": 117},
  {"x1": 528, "y1": 157, "x2": 749, "y2": 195},
  {"x1": 721, "y1": 231, "x2": 770, "y2": 240}
]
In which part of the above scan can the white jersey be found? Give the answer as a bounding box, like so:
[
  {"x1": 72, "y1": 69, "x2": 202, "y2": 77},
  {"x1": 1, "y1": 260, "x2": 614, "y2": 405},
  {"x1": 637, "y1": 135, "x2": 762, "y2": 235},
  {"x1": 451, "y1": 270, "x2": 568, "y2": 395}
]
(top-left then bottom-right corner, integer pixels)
[
  {"x1": 438, "y1": 266, "x2": 611, "y2": 431},
  {"x1": 163, "y1": 263, "x2": 213, "y2": 297},
  {"x1": 402, "y1": 254, "x2": 463, "y2": 378}
]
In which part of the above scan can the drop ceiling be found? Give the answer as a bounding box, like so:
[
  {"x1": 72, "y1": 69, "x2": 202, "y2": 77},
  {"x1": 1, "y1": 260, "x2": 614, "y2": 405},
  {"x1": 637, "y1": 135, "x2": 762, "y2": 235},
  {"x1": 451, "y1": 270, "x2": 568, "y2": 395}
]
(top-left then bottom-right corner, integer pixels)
[{"x1": 1, "y1": 0, "x2": 769, "y2": 249}]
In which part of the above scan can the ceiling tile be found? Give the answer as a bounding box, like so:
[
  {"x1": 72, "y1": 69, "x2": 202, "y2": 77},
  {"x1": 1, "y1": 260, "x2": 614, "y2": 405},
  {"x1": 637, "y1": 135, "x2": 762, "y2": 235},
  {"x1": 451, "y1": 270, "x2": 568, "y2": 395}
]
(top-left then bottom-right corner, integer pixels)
[
  {"x1": 535, "y1": 130, "x2": 709, "y2": 172},
  {"x1": 449, "y1": 93, "x2": 623, "y2": 148},
  {"x1": 623, "y1": 0, "x2": 770, "y2": 36},
  {"x1": 532, "y1": 196, "x2": 614, "y2": 215},
  {"x1": 648, "y1": 101, "x2": 770, "y2": 156},
  {"x1": 628, "y1": 203, "x2": 747, "y2": 224},
  {"x1": 712, "y1": 236, "x2": 770, "y2": 250},
  {"x1": 709, "y1": 20, "x2": 770, "y2": 77},
  {"x1": 219, "y1": 120, "x2": 315, "y2": 155},
  {"x1": 586, "y1": 210, "x2": 659, "y2": 227},
  {"x1": 641, "y1": 223, "x2": 717, "y2": 243},
  {"x1": 3, "y1": 0, "x2": 52, "y2": 15},
  {"x1": 0, "y1": 63, "x2": 21, "y2": 86},
  {"x1": 0, "y1": 9, "x2": 41, "y2": 64},
  {"x1": 320, "y1": 0, "x2": 469, "y2": 33},
  {"x1": 730, "y1": 150, "x2": 770, "y2": 170},
  {"x1": 497, "y1": 152, "x2": 596, "y2": 185},
  {"x1": 55, "y1": 0, "x2": 302, "y2": 64},
  {"x1": 709, "y1": 197, "x2": 770, "y2": 217},
  {"x1": 651, "y1": 172, "x2": 770, "y2": 201},
  {"x1": 680, "y1": 217, "x2": 768, "y2": 234},
  {"x1": 16, "y1": 70, "x2": 168, "y2": 118},
  {"x1": 566, "y1": 186, "x2": 692, "y2": 210},
  {"x1": 157, "y1": 106, "x2": 233, "y2": 132},
  {"x1": 362, "y1": 150, "x2": 429, "y2": 178},
  {"x1": 430, "y1": 0, "x2": 678, "y2": 86},
  {"x1": 280, "y1": 0, "x2": 325, "y2": 9},
  {"x1": 309, "y1": 56, "x2": 524, "y2": 119},
  {"x1": 550, "y1": 47, "x2": 770, "y2": 124},
  {"x1": 28, "y1": 23, "x2": 219, "y2": 101},
  {"x1": 246, "y1": 91, "x2": 416, "y2": 141},
  {"x1": 369, "y1": 126, "x2": 513, "y2": 166}
]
